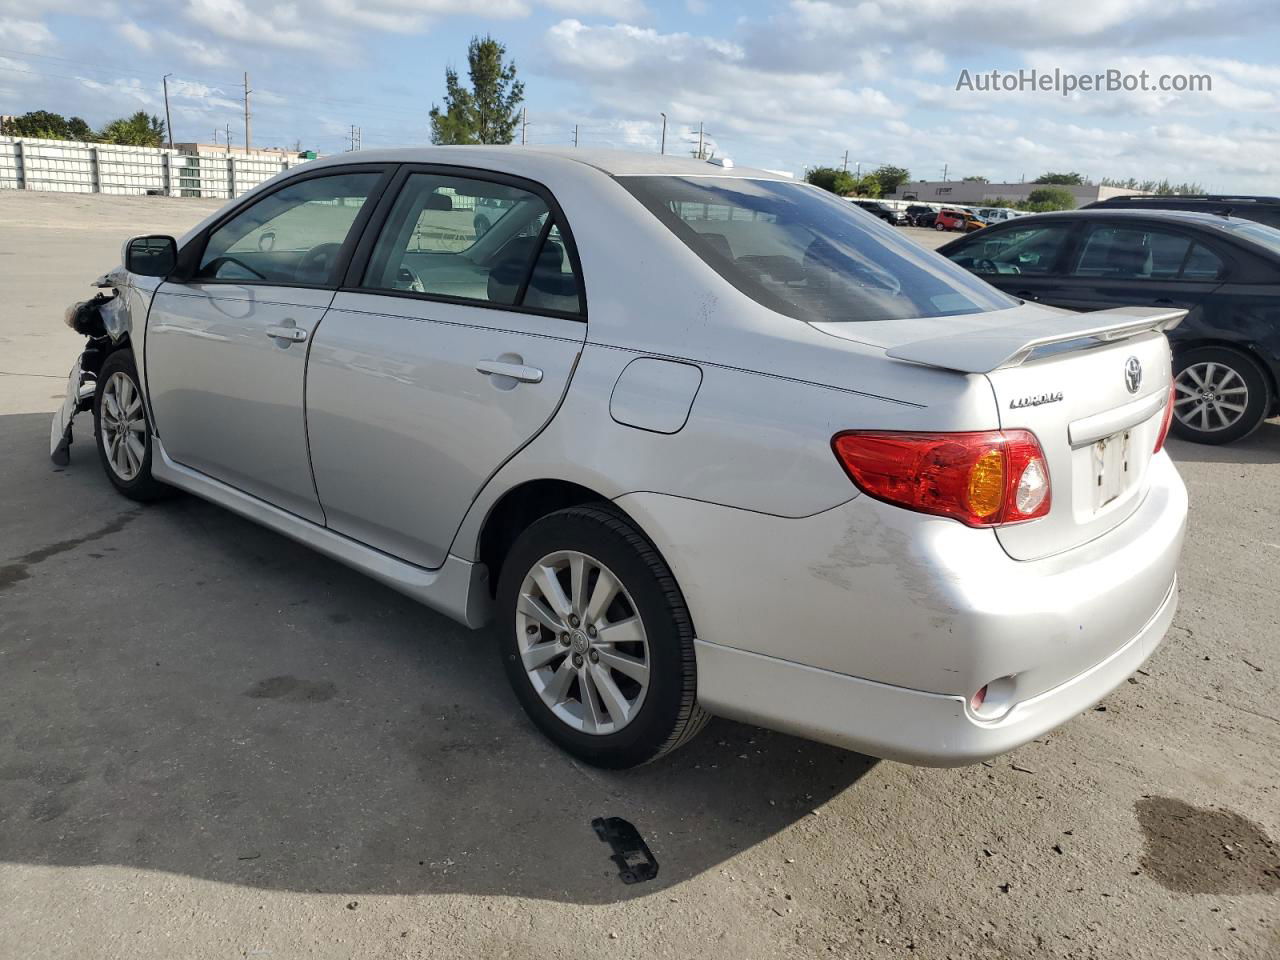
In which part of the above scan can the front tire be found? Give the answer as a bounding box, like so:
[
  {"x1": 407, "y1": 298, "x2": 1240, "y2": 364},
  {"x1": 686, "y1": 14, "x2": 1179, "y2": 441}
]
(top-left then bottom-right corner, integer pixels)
[
  {"x1": 497, "y1": 505, "x2": 708, "y2": 768},
  {"x1": 93, "y1": 350, "x2": 170, "y2": 501},
  {"x1": 1171, "y1": 346, "x2": 1271, "y2": 445}
]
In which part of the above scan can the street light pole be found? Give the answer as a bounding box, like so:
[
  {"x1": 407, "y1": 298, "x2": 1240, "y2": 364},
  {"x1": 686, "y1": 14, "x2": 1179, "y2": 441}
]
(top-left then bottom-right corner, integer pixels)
[
  {"x1": 162, "y1": 74, "x2": 174, "y2": 151},
  {"x1": 659, "y1": 112, "x2": 666, "y2": 155}
]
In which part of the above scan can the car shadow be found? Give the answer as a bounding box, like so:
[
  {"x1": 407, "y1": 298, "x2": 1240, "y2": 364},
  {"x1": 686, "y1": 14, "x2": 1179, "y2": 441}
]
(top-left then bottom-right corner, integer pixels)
[
  {"x1": 0, "y1": 411, "x2": 876, "y2": 904},
  {"x1": 1165, "y1": 418, "x2": 1280, "y2": 465}
]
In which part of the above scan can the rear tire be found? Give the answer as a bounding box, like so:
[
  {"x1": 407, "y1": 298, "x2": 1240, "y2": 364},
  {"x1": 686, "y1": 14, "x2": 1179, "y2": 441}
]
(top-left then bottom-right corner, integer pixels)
[
  {"x1": 93, "y1": 350, "x2": 170, "y2": 501},
  {"x1": 1170, "y1": 346, "x2": 1271, "y2": 445},
  {"x1": 497, "y1": 505, "x2": 708, "y2": 768}
]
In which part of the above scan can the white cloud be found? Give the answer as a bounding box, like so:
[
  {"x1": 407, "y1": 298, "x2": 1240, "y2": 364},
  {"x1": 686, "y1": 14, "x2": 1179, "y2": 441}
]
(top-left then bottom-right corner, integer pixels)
[
  {"x1": 544, "y1": 18, "x2": 894, "y2": 147},
  {"x1": 115, "y1": 22, "x2": 153, "y2": 51},
  {"x1": 0, "y1": 18, "x2": 56, "y2": 50},
  {"x1": 542, "y1": 0, "x2": 648, "y2": 18}
]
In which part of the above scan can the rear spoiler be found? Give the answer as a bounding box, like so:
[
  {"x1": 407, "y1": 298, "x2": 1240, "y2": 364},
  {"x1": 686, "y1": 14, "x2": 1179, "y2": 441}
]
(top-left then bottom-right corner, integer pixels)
[{"x1": 886, "y1": 306, "x2": 1186, "y2": 374}]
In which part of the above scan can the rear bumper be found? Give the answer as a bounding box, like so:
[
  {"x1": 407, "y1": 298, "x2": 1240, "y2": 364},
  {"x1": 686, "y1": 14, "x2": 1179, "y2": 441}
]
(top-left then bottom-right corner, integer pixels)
[
  {"x1": 615, "y1": 451, "x2": 1187, "y2": 765},
  {"x1": 692, "y1": 576, "x2": 1175, "y2": 765}
]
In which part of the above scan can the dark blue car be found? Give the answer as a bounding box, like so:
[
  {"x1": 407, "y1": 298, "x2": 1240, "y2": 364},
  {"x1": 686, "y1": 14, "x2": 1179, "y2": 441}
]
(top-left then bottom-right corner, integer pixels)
[{"x1": 940, "y1": 209, "x2": 1280, "y2": 444}]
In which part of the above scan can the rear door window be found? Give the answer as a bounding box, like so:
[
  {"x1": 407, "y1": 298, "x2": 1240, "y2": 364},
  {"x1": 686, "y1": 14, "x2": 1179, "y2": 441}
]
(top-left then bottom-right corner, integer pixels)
[
  {"x1": 1071, "y1": 225, "x2": 1192, "y2": 280},
  {"x1": 361, "y1": 173, "x2": 583, "y2": 314}
]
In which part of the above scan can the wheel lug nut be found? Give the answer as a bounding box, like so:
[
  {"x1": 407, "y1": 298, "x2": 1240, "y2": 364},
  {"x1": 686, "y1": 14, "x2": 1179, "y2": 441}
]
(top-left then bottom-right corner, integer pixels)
[
  {"x1": 572, "y1": 653, "x2": 583, "y2": 667},
  {"x1": 569, "y1": 614, "x2": 580, "y2": 628},
  {"x1": 588, "y1": 650, "x2": 599, "y2": 663},
  {"x1": 560, "y1": 633, "x2": 570, "y2": 646},
  {"x1": 586, "y1": 625, "x2": 597, "y2": 638}
]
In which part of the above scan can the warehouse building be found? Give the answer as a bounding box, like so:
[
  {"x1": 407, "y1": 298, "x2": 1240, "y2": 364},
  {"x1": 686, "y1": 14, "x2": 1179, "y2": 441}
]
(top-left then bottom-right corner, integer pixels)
[{"x1": 887, "y1": 181, "x2": 1149, "y2": 208}]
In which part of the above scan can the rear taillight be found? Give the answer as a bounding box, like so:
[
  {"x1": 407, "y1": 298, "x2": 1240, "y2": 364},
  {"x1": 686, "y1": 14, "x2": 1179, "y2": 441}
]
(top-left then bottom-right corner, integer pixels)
[
  {"x1": 831, "y1": 430, "x2": 1051, "y2": 527},
  {"x1": 1153, "y1": 379, "x2": 1176, "y2": 453}
]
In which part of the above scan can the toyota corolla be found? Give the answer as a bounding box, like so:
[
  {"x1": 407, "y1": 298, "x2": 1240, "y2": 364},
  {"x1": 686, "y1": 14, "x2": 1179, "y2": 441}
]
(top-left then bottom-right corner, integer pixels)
[{"x1": 51, "y1": 148, "x2": 1188, "y2": 768}]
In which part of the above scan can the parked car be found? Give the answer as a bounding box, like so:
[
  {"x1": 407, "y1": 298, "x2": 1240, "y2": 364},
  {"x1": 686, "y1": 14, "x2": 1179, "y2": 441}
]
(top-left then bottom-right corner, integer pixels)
[
  {"x1": 1083, "y1": 194, "x2": 1280, "y2": 230},
  {"x1": 850, "y1": 199, "x2": 908, "y2": 225},
  {"x1": 977, "y1": 207, "x2": 1024, "y2": 224},
  {"x1": 906, "y1": 204, "x2": 937, "y2": 227},
  {"x1": 51, "y1": 148, "x2": 1187, "y2": 769},
  {"x1": 935, "y1": 207, "x2": 987, "y2": 232},
  {"x1": 939, "y1": 208, "x2": 1280, "y2": 444}
]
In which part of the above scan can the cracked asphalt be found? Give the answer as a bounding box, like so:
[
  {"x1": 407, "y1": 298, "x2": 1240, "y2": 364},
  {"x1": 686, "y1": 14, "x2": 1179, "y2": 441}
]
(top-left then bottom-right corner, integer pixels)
[{"x1": 1, "y1": 192, "x2": 1277, "y2": 960}]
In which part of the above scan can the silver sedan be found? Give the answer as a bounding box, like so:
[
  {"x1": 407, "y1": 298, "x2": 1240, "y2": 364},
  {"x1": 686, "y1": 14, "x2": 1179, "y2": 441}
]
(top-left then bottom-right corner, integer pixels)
[{"x1": 52, "y1": 147, "x2": 1188, "y2": 768}]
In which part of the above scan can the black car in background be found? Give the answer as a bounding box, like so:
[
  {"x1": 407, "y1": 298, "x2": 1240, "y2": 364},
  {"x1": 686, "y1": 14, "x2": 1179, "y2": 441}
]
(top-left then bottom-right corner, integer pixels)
[
  {"x1": 906, "y1": 204, "x2": 937, "y2": 227},
  {"x1": 1083, "y1": 194, "x2": 1280, "y2": 230},
  {"x1": 938, "y1": 209, "x2": 1280, "y2": 445},
  {"x1": 851, "y1": 199, "x2": 908, "y2": 225}
]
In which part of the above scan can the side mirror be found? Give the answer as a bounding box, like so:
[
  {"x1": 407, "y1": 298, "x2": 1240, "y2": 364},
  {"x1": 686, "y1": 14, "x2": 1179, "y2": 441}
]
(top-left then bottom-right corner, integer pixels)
[{"x1": 124, "y1": 235, "x2": 178, "y2": 277}]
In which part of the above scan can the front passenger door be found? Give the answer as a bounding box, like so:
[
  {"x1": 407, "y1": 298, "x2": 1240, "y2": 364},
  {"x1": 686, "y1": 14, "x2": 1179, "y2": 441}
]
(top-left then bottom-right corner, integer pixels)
[
  {"x1": 146, "y1": 168, "x2": 387, "y2": 522},
  {"x1": 306, "y1": 169, "x2": 587, "y2": 568}
]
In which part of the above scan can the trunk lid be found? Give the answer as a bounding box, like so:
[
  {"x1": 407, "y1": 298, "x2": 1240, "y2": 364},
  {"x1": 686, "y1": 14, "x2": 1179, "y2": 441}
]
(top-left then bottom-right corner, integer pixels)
[{"x1": 816, "y1": 304, "x2": 1182, "y2": 560}]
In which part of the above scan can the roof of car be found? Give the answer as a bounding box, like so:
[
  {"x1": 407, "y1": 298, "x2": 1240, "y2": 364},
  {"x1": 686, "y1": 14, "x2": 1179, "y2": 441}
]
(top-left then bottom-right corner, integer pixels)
[
  {"x1": 303, "y1": 145, "x2": 789, "y2": 180},
  {"x1": 996, "y1": 208, "x2": 1255, "y2": 227}
]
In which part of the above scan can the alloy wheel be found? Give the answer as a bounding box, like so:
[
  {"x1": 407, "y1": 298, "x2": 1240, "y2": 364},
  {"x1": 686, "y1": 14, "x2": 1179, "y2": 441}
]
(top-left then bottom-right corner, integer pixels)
[
  {"x1": 99, "y1": 371, "x2": 146, "y2": 481},
  {"x1": 515, "y1": 550, "x2": 650, "y2": 735},
  {"x1": 1174, "y1": 362, "x2": 1249, "y2": 434}
]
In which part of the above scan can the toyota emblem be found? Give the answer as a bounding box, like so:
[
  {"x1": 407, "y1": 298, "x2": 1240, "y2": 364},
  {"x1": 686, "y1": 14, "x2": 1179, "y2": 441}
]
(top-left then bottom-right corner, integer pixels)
[{"x1": 1124, "y1": 356, "x2": 1142, "y2": 394}]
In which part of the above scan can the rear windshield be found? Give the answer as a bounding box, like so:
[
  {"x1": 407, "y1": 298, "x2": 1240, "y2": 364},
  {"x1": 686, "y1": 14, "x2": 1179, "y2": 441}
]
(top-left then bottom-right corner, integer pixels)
[{"x1": 620, "y1": 176, "x2": 1014, "y2": 323}]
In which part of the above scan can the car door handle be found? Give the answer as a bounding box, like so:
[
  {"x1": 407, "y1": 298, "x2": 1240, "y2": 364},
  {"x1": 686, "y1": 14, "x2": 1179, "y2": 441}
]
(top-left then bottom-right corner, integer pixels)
[
  {"x1": 265, "y1": 324, "x2": 308, "y2": 343},
  {"x1": 1015, "y1": 290, "x2": 1039, "y2": 301},
  {"x1": 476, "y1": 360, "x2": 543, "y2": 383},
  {"x1": 1151, "y1": 298, "x2": 1177, "y2": 306}
]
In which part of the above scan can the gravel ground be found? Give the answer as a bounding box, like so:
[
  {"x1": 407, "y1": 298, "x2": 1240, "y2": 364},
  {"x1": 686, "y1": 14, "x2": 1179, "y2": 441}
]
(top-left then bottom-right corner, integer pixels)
[{"x1": 0, "y1": 191, "x2": 1277, "y2": 960}]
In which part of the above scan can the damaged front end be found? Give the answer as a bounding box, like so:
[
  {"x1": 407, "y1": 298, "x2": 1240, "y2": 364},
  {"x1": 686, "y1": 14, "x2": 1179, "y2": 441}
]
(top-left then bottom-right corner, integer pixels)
[{"x1": 50, "y1": 279, "x2": 129, "y2": 466}]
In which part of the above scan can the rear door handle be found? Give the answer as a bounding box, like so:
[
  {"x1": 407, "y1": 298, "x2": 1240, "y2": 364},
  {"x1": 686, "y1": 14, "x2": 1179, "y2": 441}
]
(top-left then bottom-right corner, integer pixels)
[
  {"x1": 1015, "y1": 290, "x2": 1039, "y2": 301},
  {"x1": 476, "y1": 360, "x2": 543, "y2": 383},
  {"x1": 1151, "y1": 298, "x2": 1177, "y2": 306},
  {"x1": 266, "y1": 324, "x2": 308, "y2": 343}
]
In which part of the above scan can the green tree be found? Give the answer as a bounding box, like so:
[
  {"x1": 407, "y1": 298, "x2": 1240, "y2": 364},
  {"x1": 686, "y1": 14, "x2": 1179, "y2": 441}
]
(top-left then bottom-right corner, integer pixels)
[
  {"x1": 0, "y1": 110, "x2": 94, "y2": 140},
  {"x1": 962, "y1": 174, "x2": 988, "y2": 182},
  {"x1": 1033, "y1": 171, "x2": 1084, "y2": 185},
  {"x1": 805, "y1": 165, "x2": 858, "y2": 195},
  {"x1": 98, "y1": 111, "x2": 166, "y2": 147},
  {"x1": 868, "y1": 164, "x2": 911, "y2": 196},
  {"x1": 429, "y1": 35, "x2": 524, "y2": 145},
  {"x1": 1022, "y1": 186, "x2": 1076, "y2": 211}
]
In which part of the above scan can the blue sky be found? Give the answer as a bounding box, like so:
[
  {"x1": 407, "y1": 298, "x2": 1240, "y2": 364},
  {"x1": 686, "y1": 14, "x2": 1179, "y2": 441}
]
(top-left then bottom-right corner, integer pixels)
[{"x1": 2, "y1": 0, "x2": 1278, "y2": 191}]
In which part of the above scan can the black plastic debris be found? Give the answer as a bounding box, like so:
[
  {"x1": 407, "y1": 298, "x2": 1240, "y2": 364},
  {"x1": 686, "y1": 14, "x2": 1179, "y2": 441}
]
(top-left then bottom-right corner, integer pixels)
[{"x1": 592, "y1": 817, "x2": 659, "y2": 884}]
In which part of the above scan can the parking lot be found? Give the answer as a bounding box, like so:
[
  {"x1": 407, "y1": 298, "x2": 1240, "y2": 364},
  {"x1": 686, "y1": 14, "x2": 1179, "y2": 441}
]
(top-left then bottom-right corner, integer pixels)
[{"x1": 1, "y1": 191, "x2": 1277, "y2": 960}]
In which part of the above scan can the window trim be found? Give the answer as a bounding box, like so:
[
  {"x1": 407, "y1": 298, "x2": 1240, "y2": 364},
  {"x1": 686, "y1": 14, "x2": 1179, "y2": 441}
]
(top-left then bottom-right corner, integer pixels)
[
  {"x1": 340, "y1": 163, "x2": 588, "y2": 322},
  {"x1": 171, "y1": 163, "x2": 396, "y2": 290}
]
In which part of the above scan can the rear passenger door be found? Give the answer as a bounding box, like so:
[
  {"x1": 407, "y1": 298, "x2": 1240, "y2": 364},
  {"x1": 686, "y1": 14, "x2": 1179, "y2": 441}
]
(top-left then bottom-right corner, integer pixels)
[{"x1": 305, "y1": 167, "x2": 587, "y2": 569}]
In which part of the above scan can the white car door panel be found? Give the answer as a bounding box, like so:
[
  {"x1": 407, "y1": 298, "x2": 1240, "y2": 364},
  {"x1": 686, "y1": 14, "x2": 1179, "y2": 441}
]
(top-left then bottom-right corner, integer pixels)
[{"x1": 307, "y1": 291, "x2": 585, "y2": 568}]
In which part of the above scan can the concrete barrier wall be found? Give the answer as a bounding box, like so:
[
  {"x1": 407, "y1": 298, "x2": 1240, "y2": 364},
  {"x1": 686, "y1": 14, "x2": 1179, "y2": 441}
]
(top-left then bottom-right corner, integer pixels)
[{"x1": 0, "y1": 137, "x2": 312, "y2": 198}]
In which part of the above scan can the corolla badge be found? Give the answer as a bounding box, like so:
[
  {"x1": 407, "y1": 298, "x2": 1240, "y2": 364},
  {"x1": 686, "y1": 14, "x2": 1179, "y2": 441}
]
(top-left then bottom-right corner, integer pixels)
[
  {"x1": 1125, "y1": 356, "x2": 1143, "y2": 394},
  {"x1": 1009, "y1": 391, "x2": 1064, "y2": 409}
]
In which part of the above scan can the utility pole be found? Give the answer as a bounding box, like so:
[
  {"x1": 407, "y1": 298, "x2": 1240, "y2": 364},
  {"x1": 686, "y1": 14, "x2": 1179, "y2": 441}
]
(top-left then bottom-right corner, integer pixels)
[
  {"x1": 348, "y1": 125, "x2": 361, "y2": 152},
  {"x1": 572, "y1": 124, "x2": 579, "y2": 147},
  {"x1": 659, "y1": 112, "x2": 666, "y2": 155},
  {"x1": 243, "y1": 72, "x2": 252, "y2": 155},
  {"x1": 520, "y1": 108, "x2": 528, "y2": 145},
  {"x1": 162, "y1": 74, "x2": 174, "y2": 151},
  {"x1": 225, "y1": 123, "x2": 232, "y2": 152},
  {"x1": 697, "y1": 121, "x2": 704, "y2": 160},
  {"x1": 855, "y1": 161, "x2": 861, "y2": 178},
  {"x1": 841, "y1": 150, "x2": 849, "y2": 172},
  {"x1": 942, "y1": 162, "x2": 948, "y2": 181}
]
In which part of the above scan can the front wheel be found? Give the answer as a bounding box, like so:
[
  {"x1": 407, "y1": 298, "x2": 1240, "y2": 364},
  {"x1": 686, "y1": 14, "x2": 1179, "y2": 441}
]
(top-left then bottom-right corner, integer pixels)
[
  {"x1": 934, "y1": 221, "x2": 946, "y2": 231},
  {"x1": 93, "y1": 350, "x2": 170, "y2": 501},
  {"x1": 497, "y1": 505, "x2": 708, "y2": 768},
  {"x1": 1171, "y1": 346, "x2": 1271, "y2": 445}
]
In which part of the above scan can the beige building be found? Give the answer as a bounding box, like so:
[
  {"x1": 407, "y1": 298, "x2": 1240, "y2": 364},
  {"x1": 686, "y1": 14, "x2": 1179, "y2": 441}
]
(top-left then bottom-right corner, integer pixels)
[{"x1": 888, "y1": 181, "x2": 1150, "y2": 209}]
